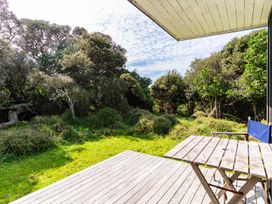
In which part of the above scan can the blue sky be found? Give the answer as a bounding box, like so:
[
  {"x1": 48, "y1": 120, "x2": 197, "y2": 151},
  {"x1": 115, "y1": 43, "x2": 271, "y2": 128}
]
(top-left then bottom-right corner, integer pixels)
[{"x1": 8, "y1": 0, "x2": 256, "y2": 81}]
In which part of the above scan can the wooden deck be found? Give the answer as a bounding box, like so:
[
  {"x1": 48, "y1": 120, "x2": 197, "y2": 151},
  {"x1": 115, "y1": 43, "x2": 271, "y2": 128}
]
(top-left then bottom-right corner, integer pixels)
[{"x1": 11, "y1": 151, "x2": 265, "y2": 204}]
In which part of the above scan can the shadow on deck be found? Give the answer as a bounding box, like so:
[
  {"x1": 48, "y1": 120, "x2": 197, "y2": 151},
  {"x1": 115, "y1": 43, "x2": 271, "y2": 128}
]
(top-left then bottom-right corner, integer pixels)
[{"x1": 11, "y1": 151, "x2": 264, "y2": 204}]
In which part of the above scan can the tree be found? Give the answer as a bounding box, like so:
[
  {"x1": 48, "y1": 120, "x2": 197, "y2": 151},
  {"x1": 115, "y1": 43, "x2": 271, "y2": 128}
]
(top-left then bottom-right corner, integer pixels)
[
  {"x1": 130, "y1": 70, "x2": 153, "y2": 109},
  {"x1": 0, "y1": 40, "x2": 34, "y2": 106},
  {"x1": 44, "y1": 74, "x2": 84, "y2": 119},
  {"x1": 236, "y1": 30, "x2": 267, "y2": 119},
  {"x1": 193, "y1": 53, "x2": 228, "y2": 118},
  {"x1": 79, "y1": 32, "x2": 127, "y2": 78},
  {"x1": 17, "y1": 19, "x2": 71, "y2": 73},
  {"x1": 60, "y1": 51, "x2": 95, "y2": 88},
  {"x1": 61, "y1": 32, "x2": 128, "y2": 111},
  {"x1": 0, "y1": 0, "x2": 20, "y2": 42},
  {"x1": 120, "y1": 73, "x2": 146, "y2": 108},
  {"x1": 151, "y1": 70, "x2": 186, "y2": 114}
]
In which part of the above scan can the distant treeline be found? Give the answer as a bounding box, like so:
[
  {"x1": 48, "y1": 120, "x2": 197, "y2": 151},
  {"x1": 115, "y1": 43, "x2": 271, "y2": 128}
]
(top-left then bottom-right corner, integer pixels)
[
  {"x1": 0, "y1": 0, "x2": 267, "y2": 122},
  {"x1": 152, "y1": 29, "x2": 267, "y2": 121},
  {"x1": 0, "y1": 0, "x2": 153, "y2": 122}
]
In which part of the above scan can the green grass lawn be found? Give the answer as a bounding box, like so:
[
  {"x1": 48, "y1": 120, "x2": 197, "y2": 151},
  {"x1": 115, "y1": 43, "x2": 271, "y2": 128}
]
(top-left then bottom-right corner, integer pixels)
[
  {"x1": 0, "y1": 134, "x2": 177, "y2": 204},
  {"x1": 0, "y1": 116, "x2": 246, "y2": 204}
]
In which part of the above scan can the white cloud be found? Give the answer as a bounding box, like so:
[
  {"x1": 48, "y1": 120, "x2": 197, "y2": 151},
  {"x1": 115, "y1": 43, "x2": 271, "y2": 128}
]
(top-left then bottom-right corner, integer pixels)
[{"x1": 7, "y1": 0, "x2": 257, "y2": 81}]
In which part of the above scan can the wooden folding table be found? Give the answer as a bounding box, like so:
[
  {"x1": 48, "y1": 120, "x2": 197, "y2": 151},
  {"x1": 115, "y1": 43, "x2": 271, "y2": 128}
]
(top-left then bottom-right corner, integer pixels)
[{"x1": 164, "y1": 135, "x2": 272, "y2": 204}]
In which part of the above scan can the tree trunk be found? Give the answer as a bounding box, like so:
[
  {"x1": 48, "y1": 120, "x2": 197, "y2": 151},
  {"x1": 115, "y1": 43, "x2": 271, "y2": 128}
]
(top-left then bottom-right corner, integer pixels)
[
  {"x1": 252, "y1": 103, "x2": 257, "y2": 120},
  {"x1": 214, "y1": 98, "x2": 218, "y2": 118},
  {"x1": 0, "y1": 103, "x2": 32, "y2": 128},
  {"x1": 67, "y1": 99, "x2": 76, "y2": 120}
]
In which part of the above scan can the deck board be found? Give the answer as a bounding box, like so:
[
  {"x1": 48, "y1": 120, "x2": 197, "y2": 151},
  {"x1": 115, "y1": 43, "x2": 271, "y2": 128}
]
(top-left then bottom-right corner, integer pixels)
[{"x1": 11, "y1": 150, "x2": 265, "y2": 204}]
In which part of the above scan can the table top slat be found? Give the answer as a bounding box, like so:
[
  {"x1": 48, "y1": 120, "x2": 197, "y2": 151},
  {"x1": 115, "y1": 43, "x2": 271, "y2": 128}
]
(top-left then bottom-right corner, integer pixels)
[
  {"x1": 173, "y1": 136, "x2": 205, "y2": 160},
  {"x1": 234, "y1": 140, "x2": 249, "y2": 174},
  {"x1": 183, "y1": 137, "x2": 213, "y2": 162},
  {"x1": 194, "y1": 137, "x2": 221, "y2": 165},
  {"x1": 206, "y1": 138, "x2": 229, "y2": 168},
  {"x1": 248, "y1": 142, "x2": 266, "y2": 178},
  {"x1": 259, "y1": 143, "x2": 272, "y2": 179},
  {"x1": 164, "y1": 136, "x2": 197, "y2": 158},
  {"x1": 166, "y1": 136, "x2": 269, "y2": 179},
  {"x1": 220, "y1": 139, "x2": 238, "y2": 171}
]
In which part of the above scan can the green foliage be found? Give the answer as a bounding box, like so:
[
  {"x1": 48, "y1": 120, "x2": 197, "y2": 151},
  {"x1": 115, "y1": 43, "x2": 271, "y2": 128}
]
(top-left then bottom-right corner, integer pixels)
[
  {"x1": 177, "y1": 104, "x2": 190, "y2": 117},
  {"x1": 151, "y1": 70, "x2": 187, "y2": 114},
  {"x1": 161, "y1": 114, "x2": 177, "y2": 126},
  {"x1": 62, "y1": 110, "x2": 75, "y2": 124},
  {"x1": 126, "y1": 108, "x2": 154, "y2": 125},
  {"x1": 89, "y1": 107, "x2": 122, "y2": 129},
  {"x1": 128, "y1": 109, "x2": 175, "y2": 135},
  {"x1": 239, "y1": 31, "x2": 267, "y2": 105},
  {"x1": 153, "y1": 117, "x2": 172, "y2": 135},
  {"x1": 168, "y1": 117, "x2": 246, "y2": 140},
  {"x1": 0, "y1": 128, "x2": 55, "y2": 161},
  {"x1": 191, "y1": 111, "x2": 208, "y2": 119},
  {"x1": 60, "y1": 126, "x2": 84, "y2": 143},
  {"x1": 60, "y1": 51, "x2": 95, "y2": 88},
  {"x1": 185, "y1": 29, "x2": 267, "y2": 120},
  {"x1": 18, "y1": 19, "x2": 71, "y2": 73},
  {"x1": 133, "y1": 115, "x2": 155, "y2": 134}
]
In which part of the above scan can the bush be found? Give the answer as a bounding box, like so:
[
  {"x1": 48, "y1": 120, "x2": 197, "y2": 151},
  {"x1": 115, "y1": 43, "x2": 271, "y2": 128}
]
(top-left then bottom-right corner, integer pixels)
[
  {"x1": 126, "y1": 108, "x2": 153, "y2": 125},
  {"x1": 162, "y1": 114, "x2": 177, "y2": 126},
  {"x1": 62, "y1": 110, "x2": 75, "y2": 124},
  {"x1": 90, "y1": 107, "x2": 122, "y2": 129},
  {"x1": 168, "y1": 117, "x2": 246, "y2": 140},
  {"x1": 60, "y1": 126, "x2": 84, "y2": 142},
  {"x1": 133, "y1": 116, "x2": 155, "y2": 134},
  {"x1": 177, "y1": 105, "x2": 189, "y2": 117},
  {"x1": 0, "y1": 129, "x2": 55, "y2": 161},
  {"x1": 31, "y1": 115, "x2": 61, "y2": 126},
  {"x1": 191, "y1": 111, "x2": 208, "y2": 119},
  {"x1": 153, "y1": 116, "x2": 172, "y2": 135}
]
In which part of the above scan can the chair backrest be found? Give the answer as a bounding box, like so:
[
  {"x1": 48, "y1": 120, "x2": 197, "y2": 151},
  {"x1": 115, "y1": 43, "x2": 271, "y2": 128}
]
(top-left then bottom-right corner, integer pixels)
[{"x1": 247, "y1": 119, "x2": 271, "y2": 143}]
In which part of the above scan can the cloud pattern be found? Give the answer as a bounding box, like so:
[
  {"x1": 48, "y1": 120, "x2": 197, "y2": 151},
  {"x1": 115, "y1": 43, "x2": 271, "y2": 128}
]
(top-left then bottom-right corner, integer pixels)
[{"x1": 8, "y1": 0, "x2": 256, "y2": 81}]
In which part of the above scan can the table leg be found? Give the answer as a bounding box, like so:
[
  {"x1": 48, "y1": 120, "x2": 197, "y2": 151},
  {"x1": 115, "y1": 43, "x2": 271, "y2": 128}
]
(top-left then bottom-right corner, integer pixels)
[
  {"x1": 191, "y1": 163, "x2": 220, "y2": 204},
  {"x1": 227, "y1": 176, "x2": 261, "y2": 204},
  {"x1": 217, "y1": 169, "x2": 244, "y2": 204},
  {"x1": 263, "y1": 180, "x2": 271, "y2": 204}
]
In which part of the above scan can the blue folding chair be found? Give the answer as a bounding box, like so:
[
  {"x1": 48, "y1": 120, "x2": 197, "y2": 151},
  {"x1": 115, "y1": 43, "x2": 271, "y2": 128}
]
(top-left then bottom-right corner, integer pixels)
[{"x1": 212, "y1": 117, "x2": 271, "y2": 143}]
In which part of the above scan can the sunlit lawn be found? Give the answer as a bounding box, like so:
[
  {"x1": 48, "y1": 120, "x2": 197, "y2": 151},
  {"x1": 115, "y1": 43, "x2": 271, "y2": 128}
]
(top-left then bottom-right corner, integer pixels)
[{"x1": 0, "y1": 135, "x2": 177, "y2": 204}]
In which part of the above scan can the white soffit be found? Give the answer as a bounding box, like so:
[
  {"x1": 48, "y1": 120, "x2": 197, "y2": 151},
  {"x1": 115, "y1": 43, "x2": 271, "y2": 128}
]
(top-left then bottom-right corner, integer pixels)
[{"x1": 128, "y1": 0, "x2": 272, "y2": 41}]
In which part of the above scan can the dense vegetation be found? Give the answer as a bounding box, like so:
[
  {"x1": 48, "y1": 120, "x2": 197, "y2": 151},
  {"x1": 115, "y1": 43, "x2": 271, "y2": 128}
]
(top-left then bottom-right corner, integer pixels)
[{"x1": 1, "y1": 0, "x2": 268, "y2": 124}]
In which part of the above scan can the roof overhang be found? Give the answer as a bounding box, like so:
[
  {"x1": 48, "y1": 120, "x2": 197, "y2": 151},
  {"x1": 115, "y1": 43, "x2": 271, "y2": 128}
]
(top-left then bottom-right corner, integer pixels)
[{"x1": 128, "y1": 0, "x2": 272, "y2": 41}]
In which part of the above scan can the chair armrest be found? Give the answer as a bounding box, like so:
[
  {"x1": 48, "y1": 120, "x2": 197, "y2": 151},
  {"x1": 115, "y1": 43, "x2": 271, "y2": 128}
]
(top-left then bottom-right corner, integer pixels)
[
  {"x1": 211, "y1": 132, "x2": 248, "y2": 135},
  {"x1": 211, "y1": 132, "x2": 249, "y2": 141}
]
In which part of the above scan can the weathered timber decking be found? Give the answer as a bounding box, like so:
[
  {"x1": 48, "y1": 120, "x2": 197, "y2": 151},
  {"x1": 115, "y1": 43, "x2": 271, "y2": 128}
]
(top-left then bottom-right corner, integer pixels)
[{"x1": 11, "y1": 150, "x2": 265, "y2": 204}]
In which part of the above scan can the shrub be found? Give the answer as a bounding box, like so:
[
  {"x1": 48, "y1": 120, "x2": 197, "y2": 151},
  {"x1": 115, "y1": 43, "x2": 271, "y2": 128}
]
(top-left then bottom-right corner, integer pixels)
[
  {"x1": 52, "y1": 120, "x2": 67, "y2": 134},
  {"x1": 90, "y1": 107, "x2": 122, "y2": 129},
  {"x1": 168, "y1": 117, "x2": 246, "y2": 140},
  {"x1": 153, "y1": 116, "x2": 172, "y2": 135},
  {"x1": 0, "y1": 128, "x2": 55, "y2": 161},
  {"x1": 126, "y1": 108, "x2": 153, "y2": 125},
  {"x1": 62, "y1": 110, "x2": 75, "y2": 124},
  {"x1": 162, "y1": 114, "x2": 177, "y2": 126},
  {"x1": 191, "y1": 111, "x2": 207, "y2": 119},
  {"x1": 177, "y1": 104, "x2": 189, "y2": 117},
  {"x1": 60, "y1": 126, "x2": 84, "y2": 142},
  {"x1": 133, "y1": 116, "x2": 155, "y2": 134},
  {"x1": 31, "y1": 115, "x2": 61, "y2": 126}
]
